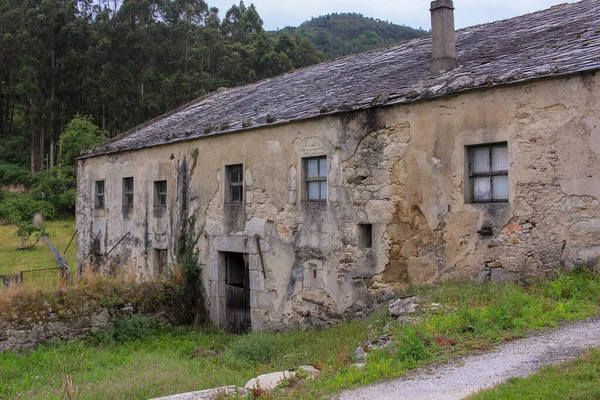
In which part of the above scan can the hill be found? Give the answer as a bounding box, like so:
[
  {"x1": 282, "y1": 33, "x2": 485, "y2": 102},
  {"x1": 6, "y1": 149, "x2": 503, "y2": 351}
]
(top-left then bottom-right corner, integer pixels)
[{"x1": 271, "y1": 13, "x2": 428, "y2": 59}]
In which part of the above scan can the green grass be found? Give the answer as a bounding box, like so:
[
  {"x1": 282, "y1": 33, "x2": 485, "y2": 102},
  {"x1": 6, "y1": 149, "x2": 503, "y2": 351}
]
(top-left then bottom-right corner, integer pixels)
[
  {"x1": 470, "y1": 348, "x2": 600, "y2": 400},
  {"x1": 0, "y1": 315, "x2": 378, "y2": 399},
  {"x1": 0, "y1": 219, "x2": 76, "y2": 281},
  {"x1": 1, "y1": 270, "x2": 600, "y2": 399}
]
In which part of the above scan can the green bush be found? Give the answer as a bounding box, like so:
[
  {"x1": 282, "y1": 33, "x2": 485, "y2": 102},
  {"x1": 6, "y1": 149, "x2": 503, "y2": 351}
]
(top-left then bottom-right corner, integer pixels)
[
  {"x1": 224, "y1": 333, "x2": 276, "y2": 368},
  {"x1": 91, "y1": 315, "x2": 158, "y2": 345},
  {"x1": 0, "y1": 161, "x2": 32, "y2": 187},
  {"x1": 0, "y1": 194, "x2": 56, "y2": 224},
  {"x1": 59, "y1": 115, "x2": 105, "y2": 167},
  {"x1": 396, "y1": 326, "x2": 427, "y2": 363},
  {"x1": 113, "y1": 315, "x2": 157, "y2": 343},
  {"x1": 30, "y1": 167, "x2": 76, "y2": 215}
]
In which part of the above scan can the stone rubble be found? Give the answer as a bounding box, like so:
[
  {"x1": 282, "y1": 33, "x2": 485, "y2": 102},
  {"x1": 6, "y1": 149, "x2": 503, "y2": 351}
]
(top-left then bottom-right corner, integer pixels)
[
  {"x1": 151, "y1": 386, "x2": 247, "y2": 400},
  {"x1": 388, "y1": 296, "x2": 420, "y2": 318},
  {"x1": 244, "y1": 371, "x2": 296, "y2": 391}
]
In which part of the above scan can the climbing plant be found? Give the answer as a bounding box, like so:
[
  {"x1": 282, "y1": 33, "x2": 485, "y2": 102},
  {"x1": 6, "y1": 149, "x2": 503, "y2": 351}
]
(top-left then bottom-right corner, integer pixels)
[{"x1": 177, "y1": 215, "x2": 206, "y2": 325}]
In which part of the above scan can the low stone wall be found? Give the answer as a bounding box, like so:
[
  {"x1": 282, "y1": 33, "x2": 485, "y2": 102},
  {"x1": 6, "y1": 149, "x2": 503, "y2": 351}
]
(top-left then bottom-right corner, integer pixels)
[{"x1": 0, "y1": 281, "x2": 187, "y2": 352}]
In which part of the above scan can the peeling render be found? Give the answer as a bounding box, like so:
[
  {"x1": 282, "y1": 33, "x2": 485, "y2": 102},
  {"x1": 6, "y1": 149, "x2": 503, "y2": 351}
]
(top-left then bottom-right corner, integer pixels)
[{"x1": 77, "y1": 71, "x2": 600, "y2": 330}]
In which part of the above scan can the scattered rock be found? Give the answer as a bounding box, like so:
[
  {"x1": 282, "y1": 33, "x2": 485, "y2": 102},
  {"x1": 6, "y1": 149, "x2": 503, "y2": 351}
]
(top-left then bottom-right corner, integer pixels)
[
  {"x1": 297, "y1": 365, "x2": 321, "y2": 380},
  {"x1": 351, "y1": 363, "x2": 367, "y2": 369},
  {"x1": 352, "y1": 347, "x2": 367, "y2": 362},
  {"x1": 150, "y1": 385, "x2": 247, "y2": 400},
  {"x1": 366, "y1": 334, "x2": 393, "y2": 350},
  {"x1": 244, "y1": 371, "x2": 296, "y2": 391},
  {"x1": 388, "y1": 296, "x2": 420, "y2": 318}
]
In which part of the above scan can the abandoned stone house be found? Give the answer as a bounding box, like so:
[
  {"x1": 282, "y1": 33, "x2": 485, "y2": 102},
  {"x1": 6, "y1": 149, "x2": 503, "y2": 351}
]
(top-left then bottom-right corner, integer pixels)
[{"x1": 76, "y1": 0, "x2": 600, "y2": 330}]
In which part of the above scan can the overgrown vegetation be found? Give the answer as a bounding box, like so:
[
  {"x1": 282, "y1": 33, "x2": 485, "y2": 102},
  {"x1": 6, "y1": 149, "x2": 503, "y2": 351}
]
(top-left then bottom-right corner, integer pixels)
[
  {"x1": 177, "y1": 215, "x2": 207, "y2": 325},
  {"x1": 0, "y1": 161, "x2": 32, "y2": 187},
  {"x1": 2, "y1": 270, "x2": 600, "y2": 399},
  {"x1": 0, "y1": 115, "x2": 103, "y2": 245},
  {"x1": 0, "y1": 194, "x2": 56, "y2": 225},
  {"x1": 91, "y1": 315, "x2": 160, "y2": 345},
  {"x1": 0, "y1": 274, "x2": 185, "y2": 325},
  {"x1": 470, "y1": 348, "x2": 600, "y2": 399}
]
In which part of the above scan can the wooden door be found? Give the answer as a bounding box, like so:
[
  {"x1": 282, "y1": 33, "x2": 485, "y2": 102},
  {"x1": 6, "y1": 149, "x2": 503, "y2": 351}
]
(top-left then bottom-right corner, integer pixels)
[{"x1": 225, "y1": 252, "x2": 251, "y2": 332}]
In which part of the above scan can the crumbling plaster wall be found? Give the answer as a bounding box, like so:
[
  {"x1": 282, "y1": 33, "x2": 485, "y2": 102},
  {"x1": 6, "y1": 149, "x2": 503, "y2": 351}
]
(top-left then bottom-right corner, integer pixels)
[
  {"x1": 368, "y1": 71, "x2": 600, "y2": 286},
  {"x1": 77, "y1": 71, "x2": 600, "y2": 330}
]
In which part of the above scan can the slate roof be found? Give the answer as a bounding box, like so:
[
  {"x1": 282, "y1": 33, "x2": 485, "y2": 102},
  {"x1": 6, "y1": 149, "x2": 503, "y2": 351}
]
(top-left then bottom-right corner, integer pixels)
[{"x1": 83, "y1": 0, "x2": 600, "y2": 158}]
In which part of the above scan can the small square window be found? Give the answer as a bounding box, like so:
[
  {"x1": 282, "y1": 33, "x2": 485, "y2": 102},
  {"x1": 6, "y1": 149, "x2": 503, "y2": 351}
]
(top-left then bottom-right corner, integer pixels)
[
  {"x1": 358, "y1": 224, "x2": 373, "y2": 248},
  {"x1": 154, "y1": 180, "x2": 167, "y2": 207},
  {"x1": 123, "y1": 177, "x2": 134, "y2": 208},
  {"x1": 468, "y1": 143, "x2": 508, "y2": 203},
  {"x1": 95, "y1": 181, "x2": 105, "y2": 209},
  {"x1": 226, "y1": 164, "x2": 243, "y2": 203},
  {"x1": 304, "y1": 156, "x2": 327, "y2": 201}
]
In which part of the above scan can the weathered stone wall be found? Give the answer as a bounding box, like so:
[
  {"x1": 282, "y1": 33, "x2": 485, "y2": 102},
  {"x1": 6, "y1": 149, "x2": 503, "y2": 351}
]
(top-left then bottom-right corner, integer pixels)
[
  {"x1": 76, "y1": 71, "x2": 600, "y2": 330},
  {"x1": 1, "y1": 303, "x2": 137, "y2": 351},
  {"x1": 0, "y1": 282, "x2": 184, "y2": 351}
]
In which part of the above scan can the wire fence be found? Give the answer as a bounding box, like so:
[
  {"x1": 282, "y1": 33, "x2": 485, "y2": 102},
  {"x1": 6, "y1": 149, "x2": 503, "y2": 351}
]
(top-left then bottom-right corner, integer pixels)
[{"x1": 0, "y1": 235, "x2": 71, "y2": 288}]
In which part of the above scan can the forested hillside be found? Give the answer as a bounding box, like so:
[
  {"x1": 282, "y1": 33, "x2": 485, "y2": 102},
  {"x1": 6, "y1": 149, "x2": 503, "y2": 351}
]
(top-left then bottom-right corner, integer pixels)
[
  {"x1": 271, "y1": 13, "x2": 428, "y2": 59},
  {"x1": 0, "y1": 2, "x2": 426, "y2": 193},
  {"x1": 0, "y1": 0, "x2": 324, "y2": 179}
]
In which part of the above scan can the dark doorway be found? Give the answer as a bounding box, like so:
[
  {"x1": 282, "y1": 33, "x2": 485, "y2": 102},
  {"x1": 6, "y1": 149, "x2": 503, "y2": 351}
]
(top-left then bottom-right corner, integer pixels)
[{"x1": 225, "y1": 252, "x2": 251, "y2": 332}]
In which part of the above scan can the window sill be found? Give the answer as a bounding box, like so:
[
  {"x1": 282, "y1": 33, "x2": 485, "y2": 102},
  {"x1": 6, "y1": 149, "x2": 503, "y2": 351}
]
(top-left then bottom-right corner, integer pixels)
[
  {"x1": 465, "y1": 202, "x2": 510, "y2": 211},
  {"x1": 301, "y1": 200, "x2": 328, "y2": 212}
]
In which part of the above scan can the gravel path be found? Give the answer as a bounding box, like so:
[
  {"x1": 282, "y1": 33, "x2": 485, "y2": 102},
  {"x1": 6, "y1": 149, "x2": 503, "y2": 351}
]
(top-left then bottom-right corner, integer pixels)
[{"x1": 336, "y1": 317, "x2": 600, "y2": 400}]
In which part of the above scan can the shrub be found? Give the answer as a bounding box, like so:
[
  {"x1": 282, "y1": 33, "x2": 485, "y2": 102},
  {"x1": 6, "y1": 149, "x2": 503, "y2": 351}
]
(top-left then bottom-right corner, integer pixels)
[
  {"x1": 30, "y1": 167, "x2": 76, "y2": 215},
  {"x1": 59, "y1": 115, "x2": 105, "y2": 167},
  {"x1": 90, "y1": 315, "x2": 158, "y2": 345},
  {"x1": 0, "y1": 194, "x2": 56, "y2": 224},
  {"x1": 113, "y1": 315, "x2": 157, "y2": 343},
  {"x1": 224, "y1": 333, "x2": 276, "y2": 368},
  {"x1": 0, "y1": 161, "x2": 32, "y2": 187},
  {"x1": 396, "y1": 326, "x2": 427, "y2": 363}
]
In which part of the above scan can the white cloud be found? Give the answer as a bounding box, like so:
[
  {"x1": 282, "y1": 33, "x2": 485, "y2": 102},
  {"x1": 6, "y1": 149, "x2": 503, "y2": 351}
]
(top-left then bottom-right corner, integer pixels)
[{"x1": 209, "y1": 0, "x2": 573, "y2": 31}]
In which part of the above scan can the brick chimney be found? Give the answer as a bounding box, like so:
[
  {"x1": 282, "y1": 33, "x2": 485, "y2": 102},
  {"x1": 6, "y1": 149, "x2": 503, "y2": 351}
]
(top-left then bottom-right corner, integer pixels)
[{"x1": 430, "y1": 0, "x2": 457, "y2": 76}]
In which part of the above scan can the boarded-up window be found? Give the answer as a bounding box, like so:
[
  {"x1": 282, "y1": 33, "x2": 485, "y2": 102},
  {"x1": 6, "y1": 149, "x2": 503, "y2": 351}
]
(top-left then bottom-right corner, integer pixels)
[
  {"x1": 304, "y1": 156, "x2": 327, "y2": 201},
  {"x1": 123, "y1": 177, "x2": 134, "y2": 208},
  {"x1": 468, "y1": 144, "x2": 509, "y2": 203},
  {"x1": 95, "y1": 181, "x2": 105, "y2": 209},
  {"x1": 154, "y1": 180, "x2": 167, "y2": 207},
  {"x1": 226, "y1": 164, "x2": 243, "y2": 203}
]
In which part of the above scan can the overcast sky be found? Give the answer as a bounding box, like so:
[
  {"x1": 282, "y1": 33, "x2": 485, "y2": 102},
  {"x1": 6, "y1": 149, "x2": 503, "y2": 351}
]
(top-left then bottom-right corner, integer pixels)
[{"x1": 208, "y1": 0, "x2": 573, "y2": 31}]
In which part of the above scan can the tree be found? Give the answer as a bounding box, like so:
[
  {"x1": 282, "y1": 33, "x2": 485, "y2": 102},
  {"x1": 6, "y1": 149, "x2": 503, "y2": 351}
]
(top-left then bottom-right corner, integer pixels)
[
  {"x1": 59, "y1": 114, "x2": 104, "y2": 167},
  {"x1": 0, "y1": 0, "x2": 327, "y2": 191}
]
